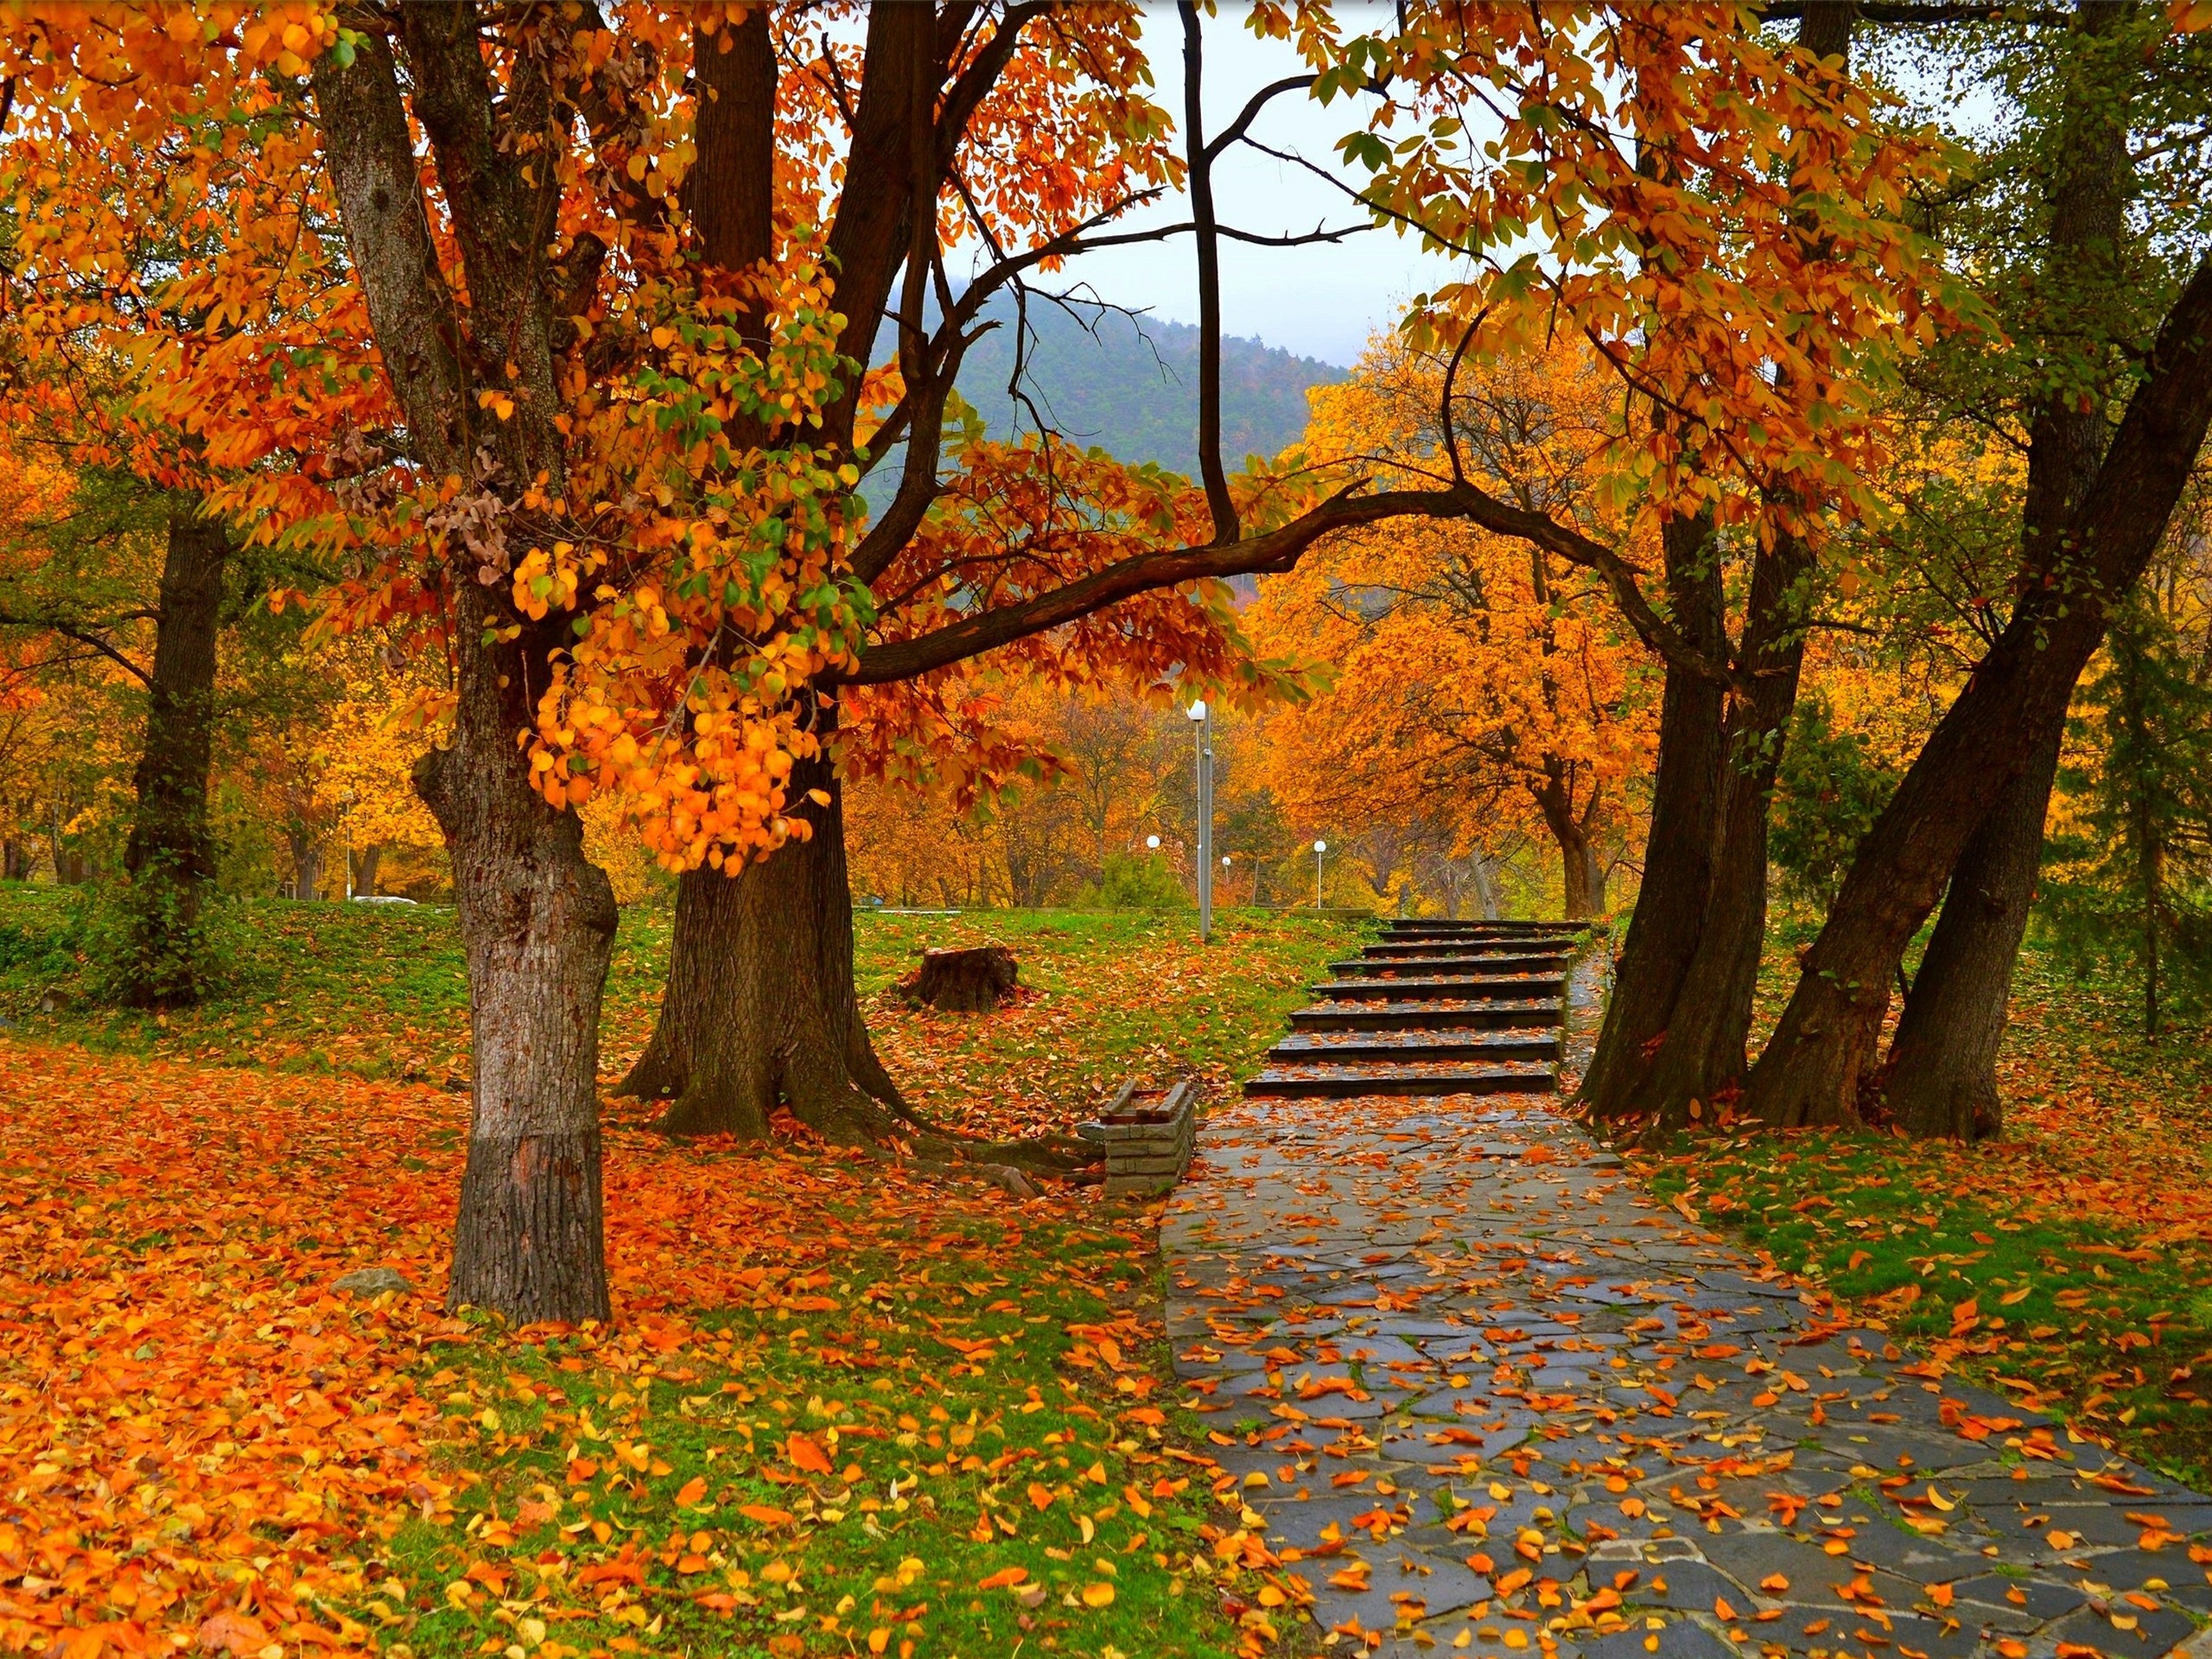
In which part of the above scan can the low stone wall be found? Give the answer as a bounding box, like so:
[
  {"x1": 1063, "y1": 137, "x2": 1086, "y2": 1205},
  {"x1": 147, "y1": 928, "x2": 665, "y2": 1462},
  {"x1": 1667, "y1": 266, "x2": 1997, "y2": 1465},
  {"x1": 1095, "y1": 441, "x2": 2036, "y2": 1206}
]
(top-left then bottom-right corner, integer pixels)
[{"x1": 1077, "y1": 1077, "x2": 1198, "y2": 1198}]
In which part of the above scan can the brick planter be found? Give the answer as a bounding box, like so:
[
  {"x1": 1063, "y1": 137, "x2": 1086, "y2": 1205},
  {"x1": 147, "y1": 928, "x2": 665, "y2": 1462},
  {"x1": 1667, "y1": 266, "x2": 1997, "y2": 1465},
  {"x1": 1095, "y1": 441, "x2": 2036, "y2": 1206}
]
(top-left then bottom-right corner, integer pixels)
[{"x1": 1077, "y1": 1077, "x2": 1198, "y2": 1198}]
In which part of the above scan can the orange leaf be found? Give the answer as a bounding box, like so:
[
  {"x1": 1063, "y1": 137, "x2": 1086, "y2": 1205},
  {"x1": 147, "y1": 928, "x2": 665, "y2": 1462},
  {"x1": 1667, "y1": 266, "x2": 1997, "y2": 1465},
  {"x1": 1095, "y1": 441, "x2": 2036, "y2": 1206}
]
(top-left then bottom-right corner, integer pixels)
[
  {"x1": 978, "y1": 1567, "x2": 1028, "y2": 1591},
  {"x1": 786, "y1": 1433, "x2": 833, "y2": 1475},
  {"x1": 675, "y1": 1476, "x2": 709, "y2": 1507},
  {"x1": 739, "y1": 1503, "x2": 793, "y2": 1526}
]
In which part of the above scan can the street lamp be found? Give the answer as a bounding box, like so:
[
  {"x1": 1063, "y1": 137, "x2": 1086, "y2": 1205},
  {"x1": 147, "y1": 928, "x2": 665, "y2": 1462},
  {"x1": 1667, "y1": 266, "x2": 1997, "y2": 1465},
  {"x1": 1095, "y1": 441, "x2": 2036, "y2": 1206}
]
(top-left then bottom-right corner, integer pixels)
[
  {"x1": 340, "y1": 789, "x2": 357, "y2": 900},
  {"x1": 1188, "y1": 700, "x2": 1212, "y2": 942},
  {"x1": 1146, "y1": 834, "x2": 1160, "y2": 851},
  {"x1": 1313, "y1": 838, "x2": 1328, "y2": 907}
]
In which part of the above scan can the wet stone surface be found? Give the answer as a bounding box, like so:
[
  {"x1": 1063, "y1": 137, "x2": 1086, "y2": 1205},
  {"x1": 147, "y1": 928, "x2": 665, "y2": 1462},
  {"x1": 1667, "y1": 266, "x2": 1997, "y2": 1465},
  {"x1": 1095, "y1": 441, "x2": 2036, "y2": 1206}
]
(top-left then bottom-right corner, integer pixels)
[{"x1": 1163, "y1": 1093, "x2": 2212, "y2": 1658}]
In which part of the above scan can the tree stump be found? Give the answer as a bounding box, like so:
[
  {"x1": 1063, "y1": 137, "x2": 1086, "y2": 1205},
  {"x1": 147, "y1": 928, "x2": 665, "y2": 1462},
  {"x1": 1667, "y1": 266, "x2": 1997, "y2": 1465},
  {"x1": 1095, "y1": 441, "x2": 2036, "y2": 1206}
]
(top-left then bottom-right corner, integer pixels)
[{"x1": 903, "y1": 944, "x2": 1020, "y2": 1012}]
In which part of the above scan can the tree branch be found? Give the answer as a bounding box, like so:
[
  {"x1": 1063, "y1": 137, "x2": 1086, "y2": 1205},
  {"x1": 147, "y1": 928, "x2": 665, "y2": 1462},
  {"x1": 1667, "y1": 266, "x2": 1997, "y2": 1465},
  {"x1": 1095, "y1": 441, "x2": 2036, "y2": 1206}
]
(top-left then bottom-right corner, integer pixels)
[
  {"x1": 836, "y1": 485, "x2": 1467, "y2": 685},
  {"x1": 1179, "y1": 1, "x2": 1236, "y2": 544}
]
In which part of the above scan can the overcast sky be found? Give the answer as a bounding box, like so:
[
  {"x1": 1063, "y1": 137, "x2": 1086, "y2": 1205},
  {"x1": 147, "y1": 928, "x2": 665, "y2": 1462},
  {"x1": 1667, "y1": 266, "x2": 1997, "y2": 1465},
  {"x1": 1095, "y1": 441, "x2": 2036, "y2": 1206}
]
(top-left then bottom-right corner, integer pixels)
[{"x1": 1013, "y1": 6, "x2": 1469, "y2": 368}]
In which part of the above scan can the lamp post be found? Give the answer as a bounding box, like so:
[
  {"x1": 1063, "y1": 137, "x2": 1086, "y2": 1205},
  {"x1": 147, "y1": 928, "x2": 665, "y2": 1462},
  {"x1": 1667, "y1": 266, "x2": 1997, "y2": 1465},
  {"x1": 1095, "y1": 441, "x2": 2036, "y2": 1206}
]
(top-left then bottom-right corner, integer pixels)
[
  {"x1": 1221, "y1": 853, "x2": 1232, "y2": 908},
  {"x1": 1188, "y1": 699, "x2": 1212, "y2": 942},
  {"x1": 340, "y1": 789, "x2": 357, "y2": 900},
  {"x1": 1313, "y1": 838, "x2": 1328, "y2": 908}
]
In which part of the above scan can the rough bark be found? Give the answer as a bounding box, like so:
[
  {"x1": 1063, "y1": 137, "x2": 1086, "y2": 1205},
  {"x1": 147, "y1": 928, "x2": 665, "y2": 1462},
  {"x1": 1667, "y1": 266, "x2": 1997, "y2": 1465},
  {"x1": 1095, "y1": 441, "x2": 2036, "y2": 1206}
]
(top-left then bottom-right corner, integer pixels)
[
  {"x1": 118, "y1": 505, "x2": 232, "y2": 1004},
  {"x1": 1740, "y1": 252, "x2": 2212, "y2": 1128},
  {"x1": 906, "y1": 945, "x2": 1019, "y2": 1012},
  {"x1": 1881, "y1": 721, "x2": 2062, "y2": 1138},
  {"x1": 287, "y1": 833, "x2": 321, "y2": 902},
  {"x1": 1577, "y1": 512, "x2": 1727, "y2": 1116},
  {"x1": 618, "y1": 728, "x2": 1090, "y2": 1169},
  {"x1": 315, "y1": 14, "x2": 617, "y2": 1324},
  {"x1": 615, "y1": 739, "x2": 891, "y2": 1141},
  {"x1": 1877, "y1": 5, "x2": 2128, "y2": 1135},
  {"x1": 1627, "y1": 528, "x2": 1815, "y2": 1123}
]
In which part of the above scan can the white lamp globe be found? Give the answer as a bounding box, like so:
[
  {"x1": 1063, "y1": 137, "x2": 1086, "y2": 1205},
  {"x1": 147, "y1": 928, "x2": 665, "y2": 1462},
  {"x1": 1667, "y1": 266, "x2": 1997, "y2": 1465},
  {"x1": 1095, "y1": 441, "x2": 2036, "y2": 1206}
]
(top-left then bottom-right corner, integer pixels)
[
  {"x1": 1313, "y1": 839, "x2": 1327, "y2": 853},
  {"x1": 1146, "y1": 834, "x2": 1160, "y2": 849},
  {"x1": 1187, "y1": 698, "x2": 1208, "y2": 721}
]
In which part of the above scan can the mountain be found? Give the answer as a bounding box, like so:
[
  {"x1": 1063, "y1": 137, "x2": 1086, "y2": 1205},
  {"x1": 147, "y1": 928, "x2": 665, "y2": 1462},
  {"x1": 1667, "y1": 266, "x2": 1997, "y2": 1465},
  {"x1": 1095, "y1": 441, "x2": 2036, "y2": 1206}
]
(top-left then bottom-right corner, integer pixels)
[
  {"x1": 862, "y1": 296, "x2": 1345, "y2": 507},
  {"x1": 953, "y1": 297, "x2": 1346, "y2": 474}
]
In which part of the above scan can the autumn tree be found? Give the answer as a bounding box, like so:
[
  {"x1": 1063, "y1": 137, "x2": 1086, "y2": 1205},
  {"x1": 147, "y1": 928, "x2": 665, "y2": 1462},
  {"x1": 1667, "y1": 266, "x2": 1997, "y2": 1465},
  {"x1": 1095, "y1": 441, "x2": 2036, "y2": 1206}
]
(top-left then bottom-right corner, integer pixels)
[
  {"x1": 1841, "y1": 4, "x2": 2212, "y2": 1137},
  {"x1": 0, "y1": 451, "x2": 254, "y2": 997},
  {"x1": 1, "y1": 4, "x2": 1482, "y2": 1321},
  {"x1": 1739, "y1": 3, "x2": 2212, "y2": 1133},
  {"x1": 3, "y1": 2, "x2": 1955, "y2": 1321},
  {"x1": 1249, "y1": 340, "x2": 1658, "y2": 919}
]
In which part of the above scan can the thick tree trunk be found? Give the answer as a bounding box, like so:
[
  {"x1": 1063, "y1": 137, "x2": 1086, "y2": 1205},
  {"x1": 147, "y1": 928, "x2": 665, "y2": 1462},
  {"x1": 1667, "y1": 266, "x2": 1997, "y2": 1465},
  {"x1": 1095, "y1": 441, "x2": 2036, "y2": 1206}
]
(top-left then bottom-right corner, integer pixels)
[
  {"x1": 1532, "y1": 763, "x2": 1605, "y2": 918},
  {"x1": 353, "y1": 842, "x2": 384, "y2": 899},
  {"x1": 315, "y1": 18, "x2": 620, "y2": 1323},
  {"x1": 3, "y1": 841, "x2": 28, "y2": 881},
  {"x1": 416, "y1": 615, "x2": 619, "y2": 1322},
  {"x1": 1880, "y1": 722, "x2": 2061, "y2": 1139},
  {"x1": 1625, "y1": 530, "x2": 1813, "y2": 1124},
  {"x1": 1740, "y1": 256, "x2": 2212, "y2": 1128},
  {"x1": 118, "y1": 506, "x2": 230, "y2": 1004},
  {"x1": 287, "y1": 833, "x2": 321, "y2": 902},
  {"x1": 1876, "y1": 15, "x2": 2126, "y2": 1136},
  {"x1": 623, "y1": 714, "x2": 1093, "y2": 1172},
  {"x1": 1578, "y1": 513, "x2": 1727, "y2": 1116},
  {"x1": 616, "y1": 734, "x2": 906, "y2": 1143}
]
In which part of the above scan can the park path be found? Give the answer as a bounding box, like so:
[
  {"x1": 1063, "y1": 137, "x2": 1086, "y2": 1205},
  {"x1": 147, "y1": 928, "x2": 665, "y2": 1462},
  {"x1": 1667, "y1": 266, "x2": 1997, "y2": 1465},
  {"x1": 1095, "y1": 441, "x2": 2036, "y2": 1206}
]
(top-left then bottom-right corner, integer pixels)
[{"x1": 1163, "y1": 938, "x2": 2212, "y2": 1658}]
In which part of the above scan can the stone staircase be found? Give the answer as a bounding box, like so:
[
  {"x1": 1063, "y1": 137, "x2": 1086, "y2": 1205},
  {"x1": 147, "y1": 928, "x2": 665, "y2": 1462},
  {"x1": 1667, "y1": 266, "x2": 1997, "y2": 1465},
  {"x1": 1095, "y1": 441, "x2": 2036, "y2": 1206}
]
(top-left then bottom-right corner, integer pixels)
[{"x1": 1243, "y1": 918, "x2": 1577, "y2": 1099}]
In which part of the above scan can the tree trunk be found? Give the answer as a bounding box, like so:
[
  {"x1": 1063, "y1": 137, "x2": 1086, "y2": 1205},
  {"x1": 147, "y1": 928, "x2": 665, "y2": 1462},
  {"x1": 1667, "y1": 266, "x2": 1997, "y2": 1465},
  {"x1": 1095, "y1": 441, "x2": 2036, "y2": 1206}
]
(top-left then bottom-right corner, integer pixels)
[
  {"x1": 1624, "y1": 528, "x2": 1814, "y2": 1124},
  {"x1": 1880, "y1": 722, "x2": 2061, "y2": 1139},
  {"x1": 2, "y1": 841, "x2": 27, "y2": 880},
  {"x1": 353, "y1": 842, "x2": 384, "y2": 899},
  {"x1": 314, "y1": 18, "x2": 620, "y2": 1324},
  {"x1": 1578, "y1": 512, "x2": 1727, "y2": 1116},
  {"x1": 118, "y1": 505, "x2": 231, "y2": 1004},
  {"x1": 416, "y1": 621, "x2": 619, "y2": 1322},
  {"x1": 287, "y1": 833, "x2": 321, "y2": 902},
  {"x1": 1471, "y1": 853, "x2": 1500, "y2": 920},
  {"x1": 1876, "y1": 13, "x2": 2127, "y2": 1135},
  {"x1": 622, "y1": 712, "x2": 1092, "y2": 1172},
  {"x1": 1740, "y1": 256, "x2": 2212, "y2": 1128},
  {"x1": 617, "y1": 728, "x2": 918, "y2": 1143},
  {"x1": 1532, "y1": 766, "x2": 1605, "y2": 919}
]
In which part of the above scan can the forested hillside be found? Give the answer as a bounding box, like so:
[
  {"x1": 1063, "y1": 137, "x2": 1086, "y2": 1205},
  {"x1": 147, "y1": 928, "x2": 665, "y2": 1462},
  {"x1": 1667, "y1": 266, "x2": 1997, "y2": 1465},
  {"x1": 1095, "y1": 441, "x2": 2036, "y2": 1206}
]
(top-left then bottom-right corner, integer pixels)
[{"x1": 873, "y1": 294, "x2": 1344, "y2": 488}]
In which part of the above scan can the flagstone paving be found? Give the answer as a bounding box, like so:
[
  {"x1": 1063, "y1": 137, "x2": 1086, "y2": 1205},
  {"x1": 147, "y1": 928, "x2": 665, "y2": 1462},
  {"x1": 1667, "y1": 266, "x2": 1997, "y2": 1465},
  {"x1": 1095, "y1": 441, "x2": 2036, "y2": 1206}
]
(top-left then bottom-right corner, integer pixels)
[{"x1": 1163, "y1": 1090, "x2": 2212, "y2": 1658}]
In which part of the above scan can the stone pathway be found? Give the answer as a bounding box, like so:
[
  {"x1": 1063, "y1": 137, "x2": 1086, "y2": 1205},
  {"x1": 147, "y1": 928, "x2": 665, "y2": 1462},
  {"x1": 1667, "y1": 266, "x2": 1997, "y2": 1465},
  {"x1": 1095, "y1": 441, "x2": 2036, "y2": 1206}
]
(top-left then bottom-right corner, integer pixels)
[
  {"x1": 1246, "y1": 920, "x2": 1577, "y2": 1100},
  {"x1": 1165, "y1": 1090, "x2": 2212, "y2": 1658}
]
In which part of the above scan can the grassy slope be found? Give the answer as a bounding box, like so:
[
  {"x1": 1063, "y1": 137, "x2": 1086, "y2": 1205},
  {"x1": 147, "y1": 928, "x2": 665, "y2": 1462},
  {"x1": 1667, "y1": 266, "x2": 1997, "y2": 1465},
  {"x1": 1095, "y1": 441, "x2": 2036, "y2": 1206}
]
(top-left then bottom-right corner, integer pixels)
[
  {"x1": 0, "y1": 889, "x2": 1356, "y2": 1131},
  {"x1": 1637, "y1": 935, "x2": 2212, "y2": 1487},
  {"x1": 3, "y1": 888, "x2": 1360, "y2": 1659}
]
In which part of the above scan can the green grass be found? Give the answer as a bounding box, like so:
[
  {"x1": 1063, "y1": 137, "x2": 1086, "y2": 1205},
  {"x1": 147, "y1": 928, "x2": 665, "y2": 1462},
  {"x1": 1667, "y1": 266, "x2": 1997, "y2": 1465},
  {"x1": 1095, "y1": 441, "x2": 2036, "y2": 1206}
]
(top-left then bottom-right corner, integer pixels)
[
  {"x1": 0, "y1": 887, "x2": 1362, "y2": 1122},
  {"x1": 1, "y1": 886, "x2": 1363, "y2": 1656},
  {"x1": 377, "y1": 1222, "x2": 1246, "y2": 1659},
  {"x1": 1641, "y1": 933, "x2": 2212, "y2": 1486}
]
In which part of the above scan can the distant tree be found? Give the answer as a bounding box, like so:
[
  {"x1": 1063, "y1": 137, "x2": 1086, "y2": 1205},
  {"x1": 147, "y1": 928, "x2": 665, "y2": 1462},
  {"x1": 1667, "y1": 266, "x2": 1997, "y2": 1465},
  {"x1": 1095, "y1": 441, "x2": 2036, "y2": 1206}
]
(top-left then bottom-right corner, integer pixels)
[{"x1": 2044, "y1": 582, "x2": 2212, "y2": 1037}]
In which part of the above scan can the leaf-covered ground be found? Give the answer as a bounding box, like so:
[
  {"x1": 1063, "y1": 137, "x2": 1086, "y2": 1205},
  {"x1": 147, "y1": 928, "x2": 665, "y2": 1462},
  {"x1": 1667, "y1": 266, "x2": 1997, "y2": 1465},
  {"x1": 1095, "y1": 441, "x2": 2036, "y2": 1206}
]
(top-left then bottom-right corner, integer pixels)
[
  {"x1": 0, "y1": 893, "x2": 1353, "y2": 1135},
  {"x1": 7, "y1": 901, "x2": 1362, "y2": 1659},
  {"x1": 1636, "y1": 941, "x2": 2212, "y2": 1490}
]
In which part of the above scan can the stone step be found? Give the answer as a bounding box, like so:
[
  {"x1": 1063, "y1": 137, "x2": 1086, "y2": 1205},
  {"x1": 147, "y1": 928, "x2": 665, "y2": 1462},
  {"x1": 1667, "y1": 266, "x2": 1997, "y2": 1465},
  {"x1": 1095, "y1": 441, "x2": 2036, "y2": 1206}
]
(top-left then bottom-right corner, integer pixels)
[
  {"x1": 1267, "y1": 1030, "x2": 1560, "y2": 1064},
  {"x1": 1287, "y1": 999, "x2": 1561, "y2": 1032},
  {"x1": 1330, "y1": 953, "x2": 1567, "y2": 977},
  {"x1": 1362, "y1": 938, "x2": 1576, "y2": 959},
  {"x1": 1243, "y1": 1059, "x2": 1557, "y2": 1098},
  {"x1": 1384, "y1": 918, "x2": 1573, "y2": 936},
  {"x1": 1313, "y1": 976, "x2": 1566, "y2": 1001}
]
